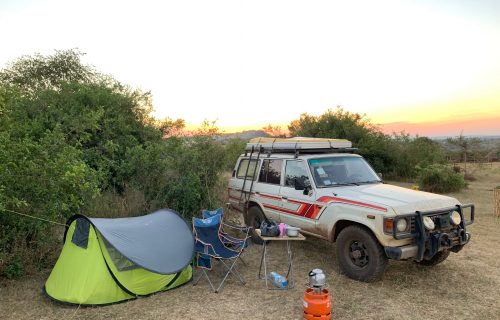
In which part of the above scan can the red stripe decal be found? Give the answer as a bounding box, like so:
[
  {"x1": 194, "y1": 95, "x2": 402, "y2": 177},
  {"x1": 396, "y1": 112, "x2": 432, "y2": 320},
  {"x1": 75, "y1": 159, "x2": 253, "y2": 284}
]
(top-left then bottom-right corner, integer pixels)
[
  {"x1": 303, "y1": 204, "x2": 314, "y2": 217},
  {"x1": 309, "y1": 205, "x2": 323, "y2": 219},
  {"x1": 263, "y1": 204, "x2": 301, "y2": 215},
  {"x1": 259, "y1": 193, "x2": 282, "y2": 201},
  {"x1": 285, "y1": 198, "x2": 312, "y2": 217},
  {"x1": 317, "y1": 196, "x2": 387, "y2": 212},
  {"x1": 267, "y1": 195, "x2": 321, "y2": 218}
]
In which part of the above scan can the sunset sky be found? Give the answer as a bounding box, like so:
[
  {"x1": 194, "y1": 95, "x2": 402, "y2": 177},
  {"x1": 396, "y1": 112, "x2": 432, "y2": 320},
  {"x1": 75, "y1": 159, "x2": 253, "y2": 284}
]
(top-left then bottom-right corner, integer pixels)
[{"x1": 1, "y1": 0, "x2": 499, "y2": 136}]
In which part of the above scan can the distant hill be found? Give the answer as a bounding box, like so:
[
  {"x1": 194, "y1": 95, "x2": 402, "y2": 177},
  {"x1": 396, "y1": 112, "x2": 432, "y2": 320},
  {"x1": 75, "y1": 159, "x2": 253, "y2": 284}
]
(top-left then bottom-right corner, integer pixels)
[{"x1": 218, "y1": 130, "x2": 269, "y2": 142}]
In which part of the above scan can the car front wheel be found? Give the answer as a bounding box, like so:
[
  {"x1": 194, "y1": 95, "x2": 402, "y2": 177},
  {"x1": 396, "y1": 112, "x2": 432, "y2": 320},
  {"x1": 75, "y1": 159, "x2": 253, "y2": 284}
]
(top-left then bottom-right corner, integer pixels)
[{"x1": 336, "y1": 225, "x2": 387, "y2": 282}]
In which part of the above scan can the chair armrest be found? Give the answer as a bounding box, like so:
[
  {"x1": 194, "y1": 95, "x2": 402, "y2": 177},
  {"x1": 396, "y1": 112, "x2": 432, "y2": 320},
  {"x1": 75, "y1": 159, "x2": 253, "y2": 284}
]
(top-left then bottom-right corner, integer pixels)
[
  {"x1": 222, "y1": 221, "x2": 251, "y2": 232},
  {"x1": 220, "y1": 233, "x2": 250, "y2": 245},
  {"x1": 195, "y1": 238, "x2": 217, "y2": 256}
]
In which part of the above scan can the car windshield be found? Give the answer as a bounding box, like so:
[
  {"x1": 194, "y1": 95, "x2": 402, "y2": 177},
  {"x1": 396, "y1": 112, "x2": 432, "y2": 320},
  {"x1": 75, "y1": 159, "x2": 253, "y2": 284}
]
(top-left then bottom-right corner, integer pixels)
[{"x1": 308, "y1": 156, "x2": 381, "y2": 187}]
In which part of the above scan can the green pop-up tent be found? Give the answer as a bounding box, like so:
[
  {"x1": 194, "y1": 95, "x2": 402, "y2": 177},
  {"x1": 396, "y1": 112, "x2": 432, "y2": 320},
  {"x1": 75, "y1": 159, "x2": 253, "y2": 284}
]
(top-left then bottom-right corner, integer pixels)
[{"x1": 44, "y1": 209, "x2": 194, "y2": 305}]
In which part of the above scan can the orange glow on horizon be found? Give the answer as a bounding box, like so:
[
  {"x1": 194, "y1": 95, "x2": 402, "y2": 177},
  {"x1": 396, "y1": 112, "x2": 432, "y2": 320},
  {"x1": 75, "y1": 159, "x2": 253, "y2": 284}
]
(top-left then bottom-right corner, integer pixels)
[
  {"x1": 181, "y1": 89, "x2": 500, "y2": 136},
  {"x1": 183, "y1": 115, "x2": 500, "y2": 137},
  {"x1": 379, "y1": 116, "x2": 500, "y2": 137},
  {"x1": 183, "y1": 121, "x2": 290, "y2": 134}
]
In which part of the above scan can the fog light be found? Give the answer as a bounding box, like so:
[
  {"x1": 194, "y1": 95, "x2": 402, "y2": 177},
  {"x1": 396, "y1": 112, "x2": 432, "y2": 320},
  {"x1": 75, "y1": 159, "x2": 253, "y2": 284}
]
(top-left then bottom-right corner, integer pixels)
[
  {"x1": 396, "y1": 219, "x2": 408, "y2": 232},
  {"x1": 450, "y1": 211, "x2": 461, "y2": 225},
  {"x1": 423, "y1": 216, "x2": 435, "y2": 230}
]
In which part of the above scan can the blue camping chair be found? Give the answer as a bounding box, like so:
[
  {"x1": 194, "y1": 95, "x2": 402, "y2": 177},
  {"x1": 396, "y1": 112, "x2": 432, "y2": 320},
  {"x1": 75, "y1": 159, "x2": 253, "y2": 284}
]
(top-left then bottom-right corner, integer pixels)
[
  {"x1": 202, "y1": 208, "x2": 249, "y2": 251},
  {"x1": 192, "y1": 215, "x2": 250, "y2": 293}
]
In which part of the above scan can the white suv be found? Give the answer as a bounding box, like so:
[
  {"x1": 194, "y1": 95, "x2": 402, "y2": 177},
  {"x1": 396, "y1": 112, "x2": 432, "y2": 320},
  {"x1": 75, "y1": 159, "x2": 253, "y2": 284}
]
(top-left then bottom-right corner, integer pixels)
[{"x1": 228, "y1": 137, "x2": 474, "y2": 281}]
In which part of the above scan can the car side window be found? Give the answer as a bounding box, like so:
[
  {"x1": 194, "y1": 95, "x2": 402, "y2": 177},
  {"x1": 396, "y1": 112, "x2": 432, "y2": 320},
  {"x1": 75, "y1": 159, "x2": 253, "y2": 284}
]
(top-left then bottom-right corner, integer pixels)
[
  {"x1": 258, "y1": 159, "x2": 282, "y2": 185},
  {"x1": 236, "y1": 159, "x2": 259, "y2": 179},
  {"x1": 284, "y1": 160, "x2": 310, "y2": 188}
]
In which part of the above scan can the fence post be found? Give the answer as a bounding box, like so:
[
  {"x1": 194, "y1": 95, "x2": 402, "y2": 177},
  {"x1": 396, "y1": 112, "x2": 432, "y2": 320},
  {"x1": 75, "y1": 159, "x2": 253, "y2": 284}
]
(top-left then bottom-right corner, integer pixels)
[{"x1": 495, "y1": 186, "x2": 500, "y2": 218}]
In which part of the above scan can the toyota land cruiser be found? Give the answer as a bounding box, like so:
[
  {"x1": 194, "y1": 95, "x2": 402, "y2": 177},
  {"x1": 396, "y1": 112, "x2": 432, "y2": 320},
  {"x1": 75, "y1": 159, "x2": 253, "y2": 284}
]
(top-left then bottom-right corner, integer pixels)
[{"x1": 228, "y1": 137, "x2": 474, "y2": 282}]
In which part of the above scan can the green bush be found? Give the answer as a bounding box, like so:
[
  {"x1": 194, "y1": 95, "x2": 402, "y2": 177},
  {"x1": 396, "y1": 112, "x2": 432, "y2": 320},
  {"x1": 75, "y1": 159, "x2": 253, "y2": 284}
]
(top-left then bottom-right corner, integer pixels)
[
  {"x1": 288, "y1": 107, "x2": 397, "y2": 174},
  {"x1": 416, "y1": 164, "x2": 467, "y2": 193},
  {"x1": 286, "y1": 107, "x2": 446, "y2": 179},
  {"x1": 223, "y1": 138, "x2": 246, "y2": 170},
  {"x1": 1, "y1": 50, "x2": 225, "y2": 278},
  {"x1": 124, "y1": 134, "x2": 226, "y2": 218},
  {"x1": 388, "y1": 134, "x2": 445, "y2": 179},
  {"x1": 3, "y1": 256, "x2": 24, "y2": 279},
  {"x1": 0, "y1": 88, "x2": 100, "y2": 277}
]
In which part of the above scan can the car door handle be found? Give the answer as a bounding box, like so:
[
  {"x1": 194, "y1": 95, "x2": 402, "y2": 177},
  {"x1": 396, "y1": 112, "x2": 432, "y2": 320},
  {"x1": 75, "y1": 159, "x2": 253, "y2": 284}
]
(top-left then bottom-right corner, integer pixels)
[{"x1": 281, "y1": 196, "x2": 288, "y2": 200}]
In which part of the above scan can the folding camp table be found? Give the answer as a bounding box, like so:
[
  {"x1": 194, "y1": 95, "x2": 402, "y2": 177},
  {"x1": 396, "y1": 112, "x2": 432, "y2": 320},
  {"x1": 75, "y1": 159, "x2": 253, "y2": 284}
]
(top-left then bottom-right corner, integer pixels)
[{"x1": 256, "y1": 229, "x2": 306, "y2": 290}]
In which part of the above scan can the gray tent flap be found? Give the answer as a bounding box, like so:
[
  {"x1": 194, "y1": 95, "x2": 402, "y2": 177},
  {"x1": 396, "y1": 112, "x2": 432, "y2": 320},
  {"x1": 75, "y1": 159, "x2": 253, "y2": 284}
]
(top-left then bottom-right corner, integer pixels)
[
  {"x1": 72, "y1": 218, "x2": 90, "y2": 249},
  {"x1": 90, "y1": 209, "x2": 194, "y2": 275}
]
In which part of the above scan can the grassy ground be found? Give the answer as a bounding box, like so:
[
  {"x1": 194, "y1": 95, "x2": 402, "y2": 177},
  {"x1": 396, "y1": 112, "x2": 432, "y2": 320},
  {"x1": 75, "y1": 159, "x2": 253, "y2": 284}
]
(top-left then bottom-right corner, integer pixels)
[{"x1": 1, "y1": 164, "x2": 499, "y2": 320}]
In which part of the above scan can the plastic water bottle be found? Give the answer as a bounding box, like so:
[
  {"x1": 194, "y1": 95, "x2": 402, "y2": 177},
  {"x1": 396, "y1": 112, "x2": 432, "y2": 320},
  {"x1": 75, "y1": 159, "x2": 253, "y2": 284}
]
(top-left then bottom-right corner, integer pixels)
[{"x1": 268, "y1": 272, "x2": 289, "y2": 288}]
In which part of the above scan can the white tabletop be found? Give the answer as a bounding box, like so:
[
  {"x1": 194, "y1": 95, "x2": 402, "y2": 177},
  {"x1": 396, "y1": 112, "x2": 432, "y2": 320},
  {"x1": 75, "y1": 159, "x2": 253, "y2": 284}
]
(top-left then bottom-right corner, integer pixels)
[{"x1": 256, "y1": 229, "x2": 306, "y2": 241}]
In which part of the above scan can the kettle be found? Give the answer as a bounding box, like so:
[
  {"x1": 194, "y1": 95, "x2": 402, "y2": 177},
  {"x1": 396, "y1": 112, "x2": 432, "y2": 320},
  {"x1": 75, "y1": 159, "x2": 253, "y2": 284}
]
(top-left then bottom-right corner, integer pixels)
[{"x1": 308, "y1": 268, "x2": 326, "y2": 293}]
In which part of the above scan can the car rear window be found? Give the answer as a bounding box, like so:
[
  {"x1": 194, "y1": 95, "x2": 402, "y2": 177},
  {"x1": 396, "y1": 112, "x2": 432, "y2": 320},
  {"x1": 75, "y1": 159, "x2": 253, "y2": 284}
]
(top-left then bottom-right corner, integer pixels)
[{"x1": 236, "y1": 159, "x2": 259, "y2": 179}]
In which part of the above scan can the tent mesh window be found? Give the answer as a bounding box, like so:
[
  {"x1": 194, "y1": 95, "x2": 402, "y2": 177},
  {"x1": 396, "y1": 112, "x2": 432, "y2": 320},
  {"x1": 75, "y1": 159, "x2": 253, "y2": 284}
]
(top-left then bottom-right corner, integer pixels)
[{"x1": 101, "y1": 237, "x2": 140, "y2": 272}]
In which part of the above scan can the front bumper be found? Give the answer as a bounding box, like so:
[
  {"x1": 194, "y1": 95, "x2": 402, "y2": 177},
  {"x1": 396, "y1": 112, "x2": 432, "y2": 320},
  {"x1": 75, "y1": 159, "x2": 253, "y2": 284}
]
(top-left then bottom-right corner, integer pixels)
[{"x1": 385, "y1": 204, "x2": 474, "y2": 261}]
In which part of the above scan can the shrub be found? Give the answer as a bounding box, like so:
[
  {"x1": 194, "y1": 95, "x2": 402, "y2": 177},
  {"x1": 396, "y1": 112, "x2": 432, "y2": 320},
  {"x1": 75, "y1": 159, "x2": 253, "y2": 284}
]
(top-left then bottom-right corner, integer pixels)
[
  {"x1": 3, "y1": 256, "x2": 24, "y2": 279},
  {"x1": 0, "y1": 50, "x2": 162, "y2": 277},
  {"x1": 416, "y1": 164, "x2": 467, "y2": 193},
  {"x1": 223, "y1": 138, "x2": 246, "y2": 170},
  {"x1": 388, "y1": 135, "x2": 445, "y2": 179},
  {"x1": 288, "y1": 107, "x2": 397, "y2": 174},
  {"x1": 286, "y1": 107, "x2": 446, "y2": 179},
  {"x1": 124, "y1": 134, "x2": 226, "y2": 219}
]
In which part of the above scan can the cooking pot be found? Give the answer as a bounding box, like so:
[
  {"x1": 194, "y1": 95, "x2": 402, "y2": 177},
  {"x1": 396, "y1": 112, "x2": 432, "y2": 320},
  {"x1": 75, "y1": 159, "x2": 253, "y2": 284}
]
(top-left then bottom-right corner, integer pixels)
[{"x1": 286, "y1": 226, "x2": 301, "y2": 237}]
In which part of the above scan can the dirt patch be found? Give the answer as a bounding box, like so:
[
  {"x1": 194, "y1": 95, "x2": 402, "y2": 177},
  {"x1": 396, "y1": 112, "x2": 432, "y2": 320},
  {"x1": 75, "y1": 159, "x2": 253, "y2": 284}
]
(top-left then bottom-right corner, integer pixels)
[{"x1": 1, "y1": 163, "x2": 499, "y2": 320}]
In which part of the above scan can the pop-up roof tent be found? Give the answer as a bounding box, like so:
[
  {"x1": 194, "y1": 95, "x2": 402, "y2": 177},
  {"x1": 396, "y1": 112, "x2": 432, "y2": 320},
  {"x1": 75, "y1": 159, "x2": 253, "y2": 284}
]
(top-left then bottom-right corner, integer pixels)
[
  {"x1": 44, "y1": 209, "x2": 194, "y2": 305},
  {"x1": 246, "y1": 137, "x2": 353, "y2": 152}
]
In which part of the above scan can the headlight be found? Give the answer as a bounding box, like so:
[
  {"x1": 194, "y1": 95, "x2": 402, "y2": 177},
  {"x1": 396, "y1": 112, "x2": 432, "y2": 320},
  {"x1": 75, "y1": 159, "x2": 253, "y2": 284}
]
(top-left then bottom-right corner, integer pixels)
[
  {"x1": 450, "y1": 211, "x2": 461, "y2": 225},
  {"x1": 396, "y1": 218, "x2": 408, "y2": 232},
  {"x1": 423, "y1": 216, "x2": 435, "y2": 230}
]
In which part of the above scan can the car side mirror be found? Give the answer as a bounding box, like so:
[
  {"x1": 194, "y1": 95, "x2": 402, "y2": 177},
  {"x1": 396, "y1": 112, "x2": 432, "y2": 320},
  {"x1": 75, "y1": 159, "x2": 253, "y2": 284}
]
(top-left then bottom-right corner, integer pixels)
[
  {"x1": 303, "y1": 185, "x2": 311, "y2": 195},
  {"x1": 294, "y1": 177, "x2": 305, "y2": 190},
  {"x1": 377, "y1": 172, "x2": 383, "y2": 179},
  {"x1": 295, "y1": 177, "x2": 311, "y2": 195}
]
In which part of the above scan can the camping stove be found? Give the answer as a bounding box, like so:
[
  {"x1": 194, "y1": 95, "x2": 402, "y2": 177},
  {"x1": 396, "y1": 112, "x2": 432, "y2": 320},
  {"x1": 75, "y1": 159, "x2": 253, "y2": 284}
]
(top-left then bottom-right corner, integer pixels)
[{"x1": 308, "y1": 268, "x2": 326, "y2": 294}]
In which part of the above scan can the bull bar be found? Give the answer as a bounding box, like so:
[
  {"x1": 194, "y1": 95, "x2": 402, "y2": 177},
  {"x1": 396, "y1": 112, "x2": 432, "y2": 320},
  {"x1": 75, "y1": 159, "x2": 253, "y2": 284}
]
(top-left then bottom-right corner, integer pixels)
[{"x1": 390, "y1": 204, "x2": 474, "y2": 262}]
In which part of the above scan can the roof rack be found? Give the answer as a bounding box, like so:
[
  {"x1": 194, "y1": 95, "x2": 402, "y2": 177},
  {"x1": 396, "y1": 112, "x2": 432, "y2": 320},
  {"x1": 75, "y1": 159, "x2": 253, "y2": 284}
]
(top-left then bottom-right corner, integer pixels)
[{"x1": 245, "y1": 137, "x2": 357, "y2": 154}]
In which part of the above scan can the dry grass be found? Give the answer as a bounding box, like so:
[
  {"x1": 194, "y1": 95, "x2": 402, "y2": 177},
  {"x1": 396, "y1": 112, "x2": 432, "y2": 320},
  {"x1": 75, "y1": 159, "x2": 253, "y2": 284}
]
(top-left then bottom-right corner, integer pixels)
[{"x1": 1, "y1": 163, "x2": 499, "y2": 320}]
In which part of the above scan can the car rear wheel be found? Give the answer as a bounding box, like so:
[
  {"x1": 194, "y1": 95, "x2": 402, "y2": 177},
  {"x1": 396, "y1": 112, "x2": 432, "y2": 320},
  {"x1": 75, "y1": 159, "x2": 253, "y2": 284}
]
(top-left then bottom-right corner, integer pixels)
[
  {"x1": 245, "y1": 206, "x2": 265, "y2": 245},
  {"x1": 415, "y1": 250, "x2": 450, "y2": 266},
  {"x1": 336, "y1": 225, "x2": 387, "y2": 282}
]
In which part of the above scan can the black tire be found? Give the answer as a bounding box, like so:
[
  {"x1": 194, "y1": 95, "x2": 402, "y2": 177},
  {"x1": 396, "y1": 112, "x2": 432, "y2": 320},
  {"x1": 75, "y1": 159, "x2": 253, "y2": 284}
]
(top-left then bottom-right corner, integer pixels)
[
  {"x1": 415, "y1": 250, "x2": 450, "y2": 266},
  {"x1": 336, "y1": 225, "x2": 387, "y2": 282},
  {"x1": 245, "y1": 206, "x2": 265, "y2": 245}
]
